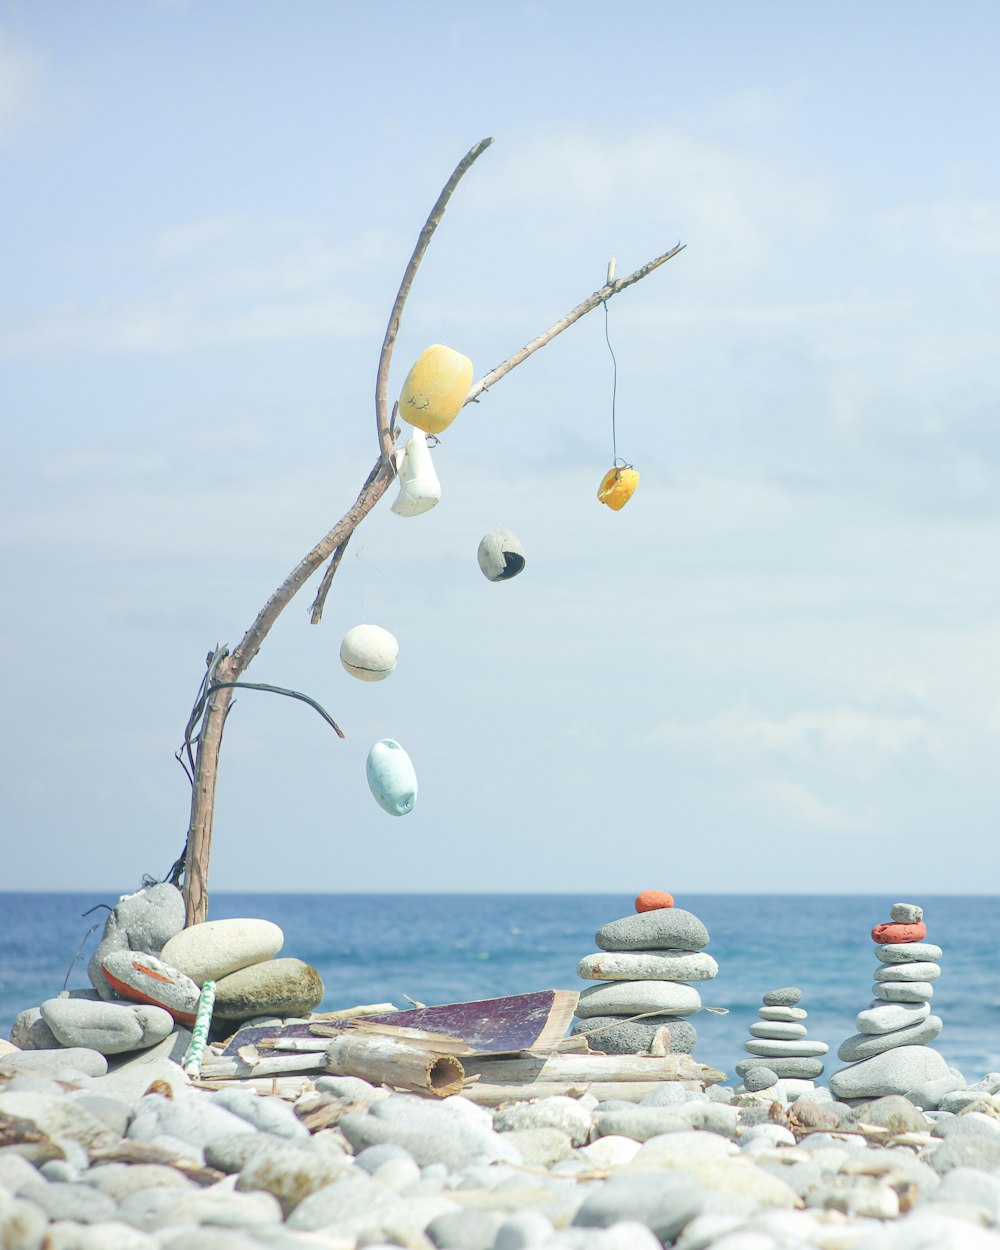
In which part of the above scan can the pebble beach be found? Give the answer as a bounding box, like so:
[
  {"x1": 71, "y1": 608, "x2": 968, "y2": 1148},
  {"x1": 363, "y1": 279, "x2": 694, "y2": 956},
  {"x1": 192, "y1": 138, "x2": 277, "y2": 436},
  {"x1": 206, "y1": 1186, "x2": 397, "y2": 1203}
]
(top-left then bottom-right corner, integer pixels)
[{"x1": 5, "y1": 888, "x2": 1000, "y2": 1250}]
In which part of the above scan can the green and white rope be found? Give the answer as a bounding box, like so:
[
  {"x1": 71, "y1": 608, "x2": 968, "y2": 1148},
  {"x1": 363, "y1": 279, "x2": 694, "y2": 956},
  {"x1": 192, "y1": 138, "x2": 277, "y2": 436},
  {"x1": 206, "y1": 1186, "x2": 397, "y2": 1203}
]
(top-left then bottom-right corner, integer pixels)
[{"x1": 182, "y1": 978, "x2": 217, "y2": 1077}]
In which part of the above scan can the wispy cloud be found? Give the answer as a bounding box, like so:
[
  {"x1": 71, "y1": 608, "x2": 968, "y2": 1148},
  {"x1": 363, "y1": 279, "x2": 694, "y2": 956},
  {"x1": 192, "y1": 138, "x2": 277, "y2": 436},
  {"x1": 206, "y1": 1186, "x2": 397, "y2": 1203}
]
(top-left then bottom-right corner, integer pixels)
[{"x1": 0, "y1": 26, "x2": 42, "y2": 142}]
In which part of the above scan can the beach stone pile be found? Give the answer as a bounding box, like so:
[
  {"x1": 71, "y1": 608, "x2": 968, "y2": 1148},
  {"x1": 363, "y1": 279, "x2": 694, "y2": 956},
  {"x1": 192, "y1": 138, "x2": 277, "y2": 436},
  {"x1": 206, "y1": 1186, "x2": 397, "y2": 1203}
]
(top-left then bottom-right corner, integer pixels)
[
  {"x1": 829, "y1": 901, "x2": 953, "y2": 1104},
  {"x1": 5, "y1": 1035, "x2": 1000, "y2": 1249},
  {"x1": 569, "y1": 891, "x2": 718, "y2": 1056},
  {"x1": 10, "y1": 883, "x2": 324, "y2": 1060},
  {"x1": 735, "y1": 986, "x2": 829, "y2": 1087}
]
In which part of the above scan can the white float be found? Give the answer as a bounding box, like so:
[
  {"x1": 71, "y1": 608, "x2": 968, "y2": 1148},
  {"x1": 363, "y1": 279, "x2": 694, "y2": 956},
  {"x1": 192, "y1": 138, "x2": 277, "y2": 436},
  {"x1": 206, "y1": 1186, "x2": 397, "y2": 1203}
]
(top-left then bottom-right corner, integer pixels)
[
  {"x1": 340, "y1": 624, "x2": 399, "y2": 681},
  {"x1": 391, "y1": 427, "x2": 441, "y2": 516},
  {"x1": 477, "y1": 528, "x2": 525, "y2": 581},
  {"x1": 366, "y1": 739, "x2": 418, "y2": 816}
]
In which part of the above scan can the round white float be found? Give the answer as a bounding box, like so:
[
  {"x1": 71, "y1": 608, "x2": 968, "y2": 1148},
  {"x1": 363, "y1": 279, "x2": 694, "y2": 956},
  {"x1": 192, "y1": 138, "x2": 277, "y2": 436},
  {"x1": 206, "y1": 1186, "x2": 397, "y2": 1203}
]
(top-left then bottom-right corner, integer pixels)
[
  {"x1": 477, "y1": 528, "x2": 525, "y2": 581},
  {"x1": 340, "y1": 624, "x2": 399, "y2": 681}
]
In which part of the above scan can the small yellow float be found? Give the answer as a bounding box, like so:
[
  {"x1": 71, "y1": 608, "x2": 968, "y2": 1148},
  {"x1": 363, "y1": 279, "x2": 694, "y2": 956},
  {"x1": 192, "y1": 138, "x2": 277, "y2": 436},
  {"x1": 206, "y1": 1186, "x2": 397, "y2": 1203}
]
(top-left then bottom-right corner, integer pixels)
[
  {"x1": 398, "y1": 344, "x2": 473, "y2": 435},
  {"x1": 597, "y1": 465, "x2": 639, "y2": 511}
]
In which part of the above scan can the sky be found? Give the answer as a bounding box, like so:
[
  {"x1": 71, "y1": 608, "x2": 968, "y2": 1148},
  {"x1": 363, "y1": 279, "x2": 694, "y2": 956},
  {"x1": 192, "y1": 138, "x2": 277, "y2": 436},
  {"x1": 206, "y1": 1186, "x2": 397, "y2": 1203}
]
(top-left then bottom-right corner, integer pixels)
[{"x1": 2, "y1": 1, "x2": 999, "y2": 897}]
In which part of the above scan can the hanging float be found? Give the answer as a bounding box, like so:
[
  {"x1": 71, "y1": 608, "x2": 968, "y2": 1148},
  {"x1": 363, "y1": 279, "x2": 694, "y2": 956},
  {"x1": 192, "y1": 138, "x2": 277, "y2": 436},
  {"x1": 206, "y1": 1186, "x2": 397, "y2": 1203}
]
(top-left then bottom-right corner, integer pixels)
[
  {"x1": 597, "y1": 464, "x2": 640, "y2": 511},
  {"x1": 398, "y1": 344, "x2": 473, "y2": 435},
  {"x1": 477, "y1": 528, "x2": 525, "y2": 582},
  {"x1": 340, "y1": 624, "x2": 399, "y2": 682},
  {"x1": 366, "y1": 739, "x2": 418, "y2": 816},
  {"x1": 391, "y1": 427, "x2": 441, "y2": 516}
]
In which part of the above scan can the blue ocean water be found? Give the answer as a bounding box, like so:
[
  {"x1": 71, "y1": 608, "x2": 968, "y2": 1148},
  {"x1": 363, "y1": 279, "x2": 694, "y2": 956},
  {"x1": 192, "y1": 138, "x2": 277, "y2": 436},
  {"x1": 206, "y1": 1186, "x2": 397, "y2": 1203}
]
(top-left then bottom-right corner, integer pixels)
[{"x1": 1, "y1": 893, "x2": 998, "y2": 1081}]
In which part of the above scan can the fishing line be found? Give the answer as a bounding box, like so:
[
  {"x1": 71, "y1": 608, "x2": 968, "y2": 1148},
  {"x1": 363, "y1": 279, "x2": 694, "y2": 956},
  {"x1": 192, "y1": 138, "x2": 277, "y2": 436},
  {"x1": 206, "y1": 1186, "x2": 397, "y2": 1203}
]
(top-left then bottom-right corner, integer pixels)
[{"x1": 602, "y1": 299, "x2": 620, "y2": 466}]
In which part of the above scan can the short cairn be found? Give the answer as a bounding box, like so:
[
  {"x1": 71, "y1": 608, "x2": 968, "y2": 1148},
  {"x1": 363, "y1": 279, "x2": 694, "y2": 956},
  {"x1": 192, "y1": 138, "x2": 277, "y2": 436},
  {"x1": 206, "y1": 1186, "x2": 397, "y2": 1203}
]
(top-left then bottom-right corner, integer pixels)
[
  {"x1": 735, "y1": 987, "x2": 828, "y2": 1089},
  {"x1": 570, "y1": 890, "x2": 717, "y2": 1055},
  {"x1": 829, "y1": 901, "x2": 948, "y2": 1101}
]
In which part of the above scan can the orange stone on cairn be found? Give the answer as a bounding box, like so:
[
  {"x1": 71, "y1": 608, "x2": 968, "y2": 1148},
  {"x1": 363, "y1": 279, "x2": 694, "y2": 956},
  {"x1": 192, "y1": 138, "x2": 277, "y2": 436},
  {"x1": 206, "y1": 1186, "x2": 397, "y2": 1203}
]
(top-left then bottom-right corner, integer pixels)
[
  {"x1": 635, "y1": 890, "x2": 675, "y2": 913},
  {"x1": 871, "y1": 921, "x2": 927, "y2": 944}
]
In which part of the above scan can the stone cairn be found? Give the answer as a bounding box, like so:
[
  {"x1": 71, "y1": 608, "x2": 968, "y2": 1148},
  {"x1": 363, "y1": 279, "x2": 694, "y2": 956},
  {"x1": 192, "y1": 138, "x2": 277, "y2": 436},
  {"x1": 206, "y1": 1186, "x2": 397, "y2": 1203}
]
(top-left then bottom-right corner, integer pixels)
[
  {"x1": 735, "y1": 986, "x2": 829, "y2": 1091},
  {"x1": 828, "y1": 901, "x2": 948, "y2": 1102},
  {"x1": 570, "y1": 890, "x2": 717, "y2": 1055},
  {"x1": 11, "y1": 882, "x2": 324, "y2": 1062}
]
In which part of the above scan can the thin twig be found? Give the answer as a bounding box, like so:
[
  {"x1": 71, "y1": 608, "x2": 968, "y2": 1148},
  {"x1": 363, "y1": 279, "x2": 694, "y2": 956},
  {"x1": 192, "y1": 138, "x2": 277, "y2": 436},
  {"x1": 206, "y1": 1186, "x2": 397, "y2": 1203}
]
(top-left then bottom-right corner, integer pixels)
[
  {"x1": 465, "y1": 243, "x2": 685, "y2": 404},
  {"x1": 374, "y1": 137, "x2": 494, "y2": 466},
  {"x1": 204, "y1": 681, "x2": 345, "y2": 739}
]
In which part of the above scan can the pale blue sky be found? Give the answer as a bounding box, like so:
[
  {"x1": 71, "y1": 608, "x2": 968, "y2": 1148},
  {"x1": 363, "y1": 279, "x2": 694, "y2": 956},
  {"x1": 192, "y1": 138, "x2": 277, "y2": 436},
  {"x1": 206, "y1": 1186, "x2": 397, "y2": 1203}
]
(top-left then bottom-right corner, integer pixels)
[{"x1": 2, "y1": 2, "x2": 998, "y2": 894}]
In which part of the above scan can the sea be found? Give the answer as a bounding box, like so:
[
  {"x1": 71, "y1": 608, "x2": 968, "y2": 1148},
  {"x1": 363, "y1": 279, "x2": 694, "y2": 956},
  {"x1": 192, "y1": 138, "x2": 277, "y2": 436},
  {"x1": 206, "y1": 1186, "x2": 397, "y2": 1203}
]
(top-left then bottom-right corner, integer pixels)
[{"x1": 2, "y1": 893, "x2": 998, "y2": 1082}]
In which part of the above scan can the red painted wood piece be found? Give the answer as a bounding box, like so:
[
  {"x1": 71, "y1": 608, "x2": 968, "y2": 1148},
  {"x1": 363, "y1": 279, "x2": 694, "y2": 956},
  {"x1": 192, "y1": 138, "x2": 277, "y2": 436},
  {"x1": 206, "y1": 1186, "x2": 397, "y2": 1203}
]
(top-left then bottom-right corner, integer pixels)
[
  {"x1": 635, "y1": 890, "x2": 675, "y2": 912},
  {"x1": 871, "y1": 921, "x2": 927, "y2": 944}
]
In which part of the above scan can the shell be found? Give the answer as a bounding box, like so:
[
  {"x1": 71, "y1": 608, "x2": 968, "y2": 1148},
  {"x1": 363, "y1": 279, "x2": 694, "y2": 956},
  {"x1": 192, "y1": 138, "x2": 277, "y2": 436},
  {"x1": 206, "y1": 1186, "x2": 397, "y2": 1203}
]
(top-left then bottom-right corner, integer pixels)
[{"x1": 477, "y1": 529, "x2": 525, "y2": 581}]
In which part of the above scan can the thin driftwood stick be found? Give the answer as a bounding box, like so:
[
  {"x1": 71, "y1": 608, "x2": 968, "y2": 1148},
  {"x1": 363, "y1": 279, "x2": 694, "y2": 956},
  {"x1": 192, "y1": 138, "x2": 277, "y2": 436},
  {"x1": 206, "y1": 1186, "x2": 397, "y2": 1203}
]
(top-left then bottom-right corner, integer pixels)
[
  {"x1": 326, "y1": 1034, "x2": 465, "y2": 1098},
  {"x1": 459, "y1": 1052, "x2": 724, "y2": 1085},
  {"x1": 464, "y1": 242, "x2": 685, "y2": 405},
  {"x1": 374, "y1": 137, "x2": 495, "y2": 467}
]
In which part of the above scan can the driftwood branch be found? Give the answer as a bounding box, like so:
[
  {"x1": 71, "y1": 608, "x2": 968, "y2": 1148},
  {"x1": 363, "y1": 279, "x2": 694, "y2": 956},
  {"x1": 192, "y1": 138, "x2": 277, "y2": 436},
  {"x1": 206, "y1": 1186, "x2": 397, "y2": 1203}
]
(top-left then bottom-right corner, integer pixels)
[
  {"x1": 375, "y1": 138, "x2": 495, "y2": 467},
  {"x1": 465, "y1": 242, "x2": 685, "y2": 404},
  {"x1": 180, "y1": 135, "x2": 685, "y2": 926}
]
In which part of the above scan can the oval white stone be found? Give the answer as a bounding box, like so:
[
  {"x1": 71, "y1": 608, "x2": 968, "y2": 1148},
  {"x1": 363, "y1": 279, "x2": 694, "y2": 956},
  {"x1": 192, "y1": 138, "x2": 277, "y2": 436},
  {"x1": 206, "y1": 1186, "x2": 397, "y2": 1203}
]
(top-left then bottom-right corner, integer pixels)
[
  {"x1": 366, "y1": 739, "x2": 417, "y2": 816},
  {"x1": 577, "y1": 950, "x2": 718, "y2": 983},
  {"x1": 340, "y1": 624, "x2": 399, "y2": 681},
  {"x1": 161, "y1": 918, "x2": 284, "y2": 986},
  {"x1": 575, "y1": 980, "x2": 702, "y2": 1018}
]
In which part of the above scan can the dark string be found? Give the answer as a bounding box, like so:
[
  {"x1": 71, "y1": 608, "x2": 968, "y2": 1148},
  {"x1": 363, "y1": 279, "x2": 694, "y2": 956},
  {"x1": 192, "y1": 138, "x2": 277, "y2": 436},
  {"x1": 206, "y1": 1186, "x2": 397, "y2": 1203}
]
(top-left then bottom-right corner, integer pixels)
[{"x1": 603, "y1": 299, "x2": 619, "y2": 465}]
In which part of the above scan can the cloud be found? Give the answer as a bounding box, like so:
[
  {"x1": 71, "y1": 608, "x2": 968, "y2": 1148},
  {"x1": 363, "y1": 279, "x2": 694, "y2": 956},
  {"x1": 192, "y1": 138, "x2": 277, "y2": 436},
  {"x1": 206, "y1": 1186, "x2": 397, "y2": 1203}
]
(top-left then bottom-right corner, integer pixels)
[
  {"x1": 0, "y1": 27, "x2": 42, "y2": 142},
  {"x1": 755, "y1": 776, "x2": 847, "y2": 829},
  {"x1": 887, "y1": 199, "x2": 1000, "y2": 256}
]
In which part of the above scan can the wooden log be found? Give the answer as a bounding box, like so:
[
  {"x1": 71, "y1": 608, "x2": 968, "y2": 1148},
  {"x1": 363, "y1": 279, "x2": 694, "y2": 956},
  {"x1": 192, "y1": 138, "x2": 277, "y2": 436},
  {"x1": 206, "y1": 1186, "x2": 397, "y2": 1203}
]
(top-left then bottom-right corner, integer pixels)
[
  {"x1": 326, "y1": 1034, "x2": 464, "y2": 1098},
  {"x1": 460, "y1": 1079, "x2": 706, "y2": 1107},
  {"x1": 198, "y1": 1051, "x2": 326, "y2": 1080},
  {"x1": 190, "y1": 1075, "x2": 314, "y2": 1098},
  {"x1": 460, "y1": 1052, "x2": 725, "y2": 1086}
]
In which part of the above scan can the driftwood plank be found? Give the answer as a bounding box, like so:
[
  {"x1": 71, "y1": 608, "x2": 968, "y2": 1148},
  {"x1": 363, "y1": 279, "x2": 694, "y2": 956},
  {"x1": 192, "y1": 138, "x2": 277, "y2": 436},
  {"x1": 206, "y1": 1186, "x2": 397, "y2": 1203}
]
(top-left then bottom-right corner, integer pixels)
[{"x1": 460, "y1": 1053, "x2": 724, "y2": 1085}]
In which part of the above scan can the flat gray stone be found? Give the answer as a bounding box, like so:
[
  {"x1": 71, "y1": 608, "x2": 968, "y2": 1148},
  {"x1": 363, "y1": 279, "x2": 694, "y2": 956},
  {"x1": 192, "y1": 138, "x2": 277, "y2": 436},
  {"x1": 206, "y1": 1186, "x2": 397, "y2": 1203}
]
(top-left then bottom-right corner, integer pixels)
[
  {"x1": 285, "y1": 1172, "x2": 402, "y2": 1234},
  {"x1": 83, "y1": 1161, "x2": 195, "y2": 1202},
  {"x1": 494, "y1": 1096, "x2": 592, "y2": 1145},
  {"x1": 838, "y1": 1014, "x2": 943, "y2": 1061},
  {"x1": 339, "y1": 1101, "x2": 518, "y2": 1171},
  {"x1": 0, "y1": 1046, "x2": 108, "y2": 1079},
  {"x1": 762, "y1": 987, "x2": 802, "y2": 1006},
  {"x1": 829, "y1": 1045, "x2": 949, "y2": 1098},
  {"x1": 9, "y1": 1007, "x2": 60, "y2": 1050},
  {"x1": 578, "y1": 950, "x2": 717, "y2": 982},
  {"x1": 873, "y1": 980, "x2": 935, "y2": 1002},
  {"x1": 572, "y1": 1171, "x2": 703, "y2": 1242},
  {"x1": 127, "y1": 1090, "x2": 257, "y2": 1149},
  {"x1": 592, "y1": 1107, "x2": 690, "y2": 1141},
  {"x1": 234, "y1": 1147, "x2": 355, "y2": 1217},
  {"x1": 875, "y1": 940, "x2": 941, "y2": 964},
  {"x1": 209, "y1": 1087, "x2": 309, "y2": 1139},
  {"x1": 890, "y1": 902, "x2": 923, "y2": 923},
  {"x1": 843, "y1": 1094, "x2": 930, "y2": 1133},
  {"x1": 749, "y1": 1021, "x2": 807, "y2": 1040},
  {"x1": 744, "y1": 1038, "x2": 828, "y2": 1058},
  {"x1": 929, "y1": 1136, "x2": 1000, "y2": 1175},
  {"x1": 575, "y1": 980, "x2": 702, "y2": 1017},
  {"x1": 41, "y1": 997, "x2": 174, "y2": 1055},
  {"x1": 757, "y1": 1006, "x2": 808, "y2": 1022},
  {"x1": 908, "y1": 1071, "x2": 968, "y2": 1111},
  {"x1": 25, "y1": 1180, "x2": 119, "y2": 1224},
  {"x1": 571, "y1": 1015, "x2": 696, "y2": 1054},
  {"x1": 856, "y1": 1000, "x2": 930, "y2": 1035},
  {"x1": 494, "y1": 1212, "x2": 556, "y2": 1250},
  {"x1": 595, "y1": 908, "x2": 709, "y2": 953},
  {"x1": 426, "y1": 1209, "x2": 504, "y2": 1250},
  {"x1": 735, "y1": 1056, "x2": 825, "y2": 1079},
  {"x1": 874, "y1": 961, "x2": 941, "y2": 982},
  {"x1": 212, "y1": 958, "x2": 324, "y2": 1021}
]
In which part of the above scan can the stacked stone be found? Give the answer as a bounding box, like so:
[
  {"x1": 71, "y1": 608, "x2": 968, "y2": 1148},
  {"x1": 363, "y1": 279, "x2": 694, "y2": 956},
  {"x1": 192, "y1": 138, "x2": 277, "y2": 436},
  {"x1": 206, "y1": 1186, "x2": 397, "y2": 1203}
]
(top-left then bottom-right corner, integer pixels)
[
  {"x1": 569, "y1": 890, "x2": 717, "y2": 1055},
  {"x1": 734, "y1": 987, "x2": 829, "y2": 1087},
  {"x1": 829, "y1": 902, "x2": 948, "y2": 1101},
  {"x1": 11, "y1": 882, "x2": 325, "y2": 1061}
]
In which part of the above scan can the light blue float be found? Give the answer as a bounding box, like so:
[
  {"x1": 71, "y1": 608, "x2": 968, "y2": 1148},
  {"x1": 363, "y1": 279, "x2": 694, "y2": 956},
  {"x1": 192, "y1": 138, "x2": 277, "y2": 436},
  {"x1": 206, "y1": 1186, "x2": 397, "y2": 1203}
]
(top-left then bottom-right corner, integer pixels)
[{"x1": 366, "y1": 739, "x2": 418, "y2": 816}]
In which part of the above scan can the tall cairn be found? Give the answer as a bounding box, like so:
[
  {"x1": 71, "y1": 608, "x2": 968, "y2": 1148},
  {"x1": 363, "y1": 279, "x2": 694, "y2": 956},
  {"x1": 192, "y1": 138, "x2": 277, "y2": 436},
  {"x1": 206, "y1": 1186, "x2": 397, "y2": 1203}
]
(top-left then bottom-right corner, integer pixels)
[
  {"x1": 570, "y1": 890, "x2": 717, "y2": 1055},
  {"x1": 829, "y1": 902, "x2": 949, "y2": 1101}
]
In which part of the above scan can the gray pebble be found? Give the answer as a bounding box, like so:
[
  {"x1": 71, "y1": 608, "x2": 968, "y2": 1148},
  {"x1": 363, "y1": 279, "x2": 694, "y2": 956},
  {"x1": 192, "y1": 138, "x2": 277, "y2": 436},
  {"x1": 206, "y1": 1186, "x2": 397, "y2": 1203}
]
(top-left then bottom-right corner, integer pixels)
[
  {"x1": 235, "y1": 1144, "x2": 354, "y2": 1216},
  {"x1": 209, "y1": 1087, "x2": 309, "y2": 1139},
  {"x1": 26, "y1": 1180, "x2": 119, "y2": 1224},
  {"x1": 312, "y1": 1074, "x2": 388, "y2": 1104},
  {"x1": 570, "y1": 1014, "x2": 696, "y2": 1054},
  {"x1": 837, "y1": 1014, "x2": 943, "y2": 1061},
  {"x1": 872, "y1": 979, "x2": 935, "y2": 1002},
  {"x1": 354, "y1": 1142, "x2": 415, "y2": 1173},
  {"x1": 493, "y1": 1210, "x2": 556, "y2": 1250},
  {"x1": 762, "y1": 987, "x2": 802, "y2": 1006},
  {"x1": 595, "y1": 908, "x2": 709, "y2": 953},
  {"x1": 844, "y1": 1094, "x2": 930, "y2": 1133},
  {"x1": 494, "y1": 1096, "x2": 592, "y2": 1146},
  {"x1": 929, "y1": 1135, "x2": 1000, "y2": 1174},
  {"x1": 875, "y1": 940, "x2": 942, "y2": 964},
  {"x1": 874, "y1": 961, "x2": 941, "y2": 982},
  {"x1": 743, "y1": 1067, "x2": 779, "y2": 1092},
  {"x1": 426, "y1": 1208, "x2": 503, "y2": 1249},
  {"x1": 593, "y1": 1106, "x2": 690, "y2": 1141},
  {"x1": 757, "y1": 1006, "x2": 807, "y2": 1022},
  {"x1": 749, "y1": 1021, "x2": 807, "y2": 1041},
  {"x1": 735, "y1": 1056, "x2": 825, "y2": 1079},
  {"x1": 0, "y1": 1046, "x2": 109, "y2": 1079},
  {"x1": 573, "y1": 1172, "x2": 703, "y2": 1242},
  {"x1": 890, "y1": 902, "x2": 924, "y2": 922}
]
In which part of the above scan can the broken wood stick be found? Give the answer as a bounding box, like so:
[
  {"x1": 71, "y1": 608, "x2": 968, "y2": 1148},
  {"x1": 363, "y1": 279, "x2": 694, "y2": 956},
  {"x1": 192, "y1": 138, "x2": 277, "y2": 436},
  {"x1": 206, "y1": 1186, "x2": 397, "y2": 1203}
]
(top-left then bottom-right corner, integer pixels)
[{"x1": 325, "y1": 1034, "x2": 465, "y2": 1098}]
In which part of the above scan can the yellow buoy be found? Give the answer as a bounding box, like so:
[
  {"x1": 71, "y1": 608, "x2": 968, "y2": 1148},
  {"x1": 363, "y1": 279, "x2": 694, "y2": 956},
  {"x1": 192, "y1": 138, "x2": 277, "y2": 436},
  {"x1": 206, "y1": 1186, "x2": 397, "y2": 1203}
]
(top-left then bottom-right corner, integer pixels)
[
  {"x1": 597, "y1": 466, "x2": 639, "y2": 511},
  {"x1": 398, "y1": 344, "x2": 473, "y2": 435}
]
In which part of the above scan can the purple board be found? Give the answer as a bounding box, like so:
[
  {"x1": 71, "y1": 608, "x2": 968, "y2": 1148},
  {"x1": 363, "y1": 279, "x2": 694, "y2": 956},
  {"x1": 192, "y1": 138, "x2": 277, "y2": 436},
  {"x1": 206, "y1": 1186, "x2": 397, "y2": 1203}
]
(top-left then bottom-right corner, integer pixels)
[{"x1": 220, "y1": 988, "x2": 577, "y2": 1058}]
